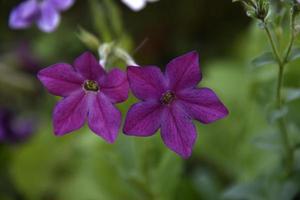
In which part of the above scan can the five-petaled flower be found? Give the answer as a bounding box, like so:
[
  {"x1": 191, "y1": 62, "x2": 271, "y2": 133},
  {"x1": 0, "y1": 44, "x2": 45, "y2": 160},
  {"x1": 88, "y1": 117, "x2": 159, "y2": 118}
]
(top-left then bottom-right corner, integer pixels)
[
  {"x1": 9, "y1": 0, "x2": 75, "y2": 32},
  {"x1": 38, "y1": 52, "x2": 129, "y2": 143},
  {"x1": 123, "y1": 51, "x2": 229, "y2": 158}
]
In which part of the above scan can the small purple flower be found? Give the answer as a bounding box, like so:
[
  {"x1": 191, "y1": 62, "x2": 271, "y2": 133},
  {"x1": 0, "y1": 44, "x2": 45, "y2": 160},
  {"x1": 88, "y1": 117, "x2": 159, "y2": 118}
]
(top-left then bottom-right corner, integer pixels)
[
  {"x1": 38, "y1": 52, "x2": 129, "y2": 143},
  {"x1": 124, "y1": 51, "x2": 229, "y2": 158},
  {"x1": 9, "y1": 0, "x2": 75, "y2": 32},
  {"x1": 0, "y1": 108, "x2": 35, "y2": 144}
]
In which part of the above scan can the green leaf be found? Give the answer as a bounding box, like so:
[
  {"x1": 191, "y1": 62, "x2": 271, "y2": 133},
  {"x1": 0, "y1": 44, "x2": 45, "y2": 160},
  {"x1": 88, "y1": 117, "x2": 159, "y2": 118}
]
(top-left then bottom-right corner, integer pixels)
[
  {"x1": 288, "y1": 48, "x2": 300, "y2": 62},
  {"x1": 285, "y1": 88, "x2": 300, "y2": 103},
  {"x1": 77, "y1": 27, "x2": 100, "y2": 51},
  {"x1": 102, "y1": 0, "x2": 123, "y2": 38},
  {"x1": 251, "y1": 52, "x2": 276, "y2": 67},
  {"x1": 268, "y1": 106, "x2": 288, "y2": 124},
  {"x1": 88, "y1": 0, "x2": 112, "y2": 42}
]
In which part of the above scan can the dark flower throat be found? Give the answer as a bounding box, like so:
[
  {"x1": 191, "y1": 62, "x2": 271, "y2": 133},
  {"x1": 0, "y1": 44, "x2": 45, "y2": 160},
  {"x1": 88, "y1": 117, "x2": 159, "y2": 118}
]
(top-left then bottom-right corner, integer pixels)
[
  {"x1": 84, "y1": 80, "x2": 99, "y2": 92},
  {"x1": 160, "y1": 91, "x2": 175, "y2": 105}
]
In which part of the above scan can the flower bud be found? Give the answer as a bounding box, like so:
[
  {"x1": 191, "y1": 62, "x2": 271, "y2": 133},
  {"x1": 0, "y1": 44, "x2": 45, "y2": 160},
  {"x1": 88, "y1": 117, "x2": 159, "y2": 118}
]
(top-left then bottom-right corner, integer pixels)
[{"x1": 234, "y1": 0, "x2": 270, "y2": 21}]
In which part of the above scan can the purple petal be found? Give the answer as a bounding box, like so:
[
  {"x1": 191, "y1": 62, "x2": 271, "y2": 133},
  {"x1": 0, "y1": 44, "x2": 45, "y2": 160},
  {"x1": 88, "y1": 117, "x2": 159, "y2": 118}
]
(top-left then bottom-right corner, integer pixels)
[
  {"x1": 165, "y1": 51, "x2": 201, "y2": 91},
  {"x1": 127, "y1": 66, "x2": 167, "y2": 101},
  {"x1": 100, "y1": 68, "x2": 129, "y2": 103},
  {"x1": 37, "y1": 1, "x2": 60, "y2": 32},
  {"x1": 38, "y1": 63, "x2": 84, "y2": 97},
  {"x1": 123, "y1": 101, "x2": 163, "y2": 136},
  {"x1": 88, "y1": 93, "x2": 121, "y2": 143},
  {"x1": 47, "y1": 0, "x2": 75, "y2": 11},
  {"x1": 9, "y1": 0, "x2": 40, "y2": 29},
  {"x1": 177, "y1": 88, "x2": 229, "y2": 124},
  {"x1": 161, "y1": 103, "x2": 197, "y2": 158},
  {"x1": 53, "y1": 90, "x2": 88, "y2": 135},
  {"x1": 73, "y1": 52, "x2": 106, "y2": 81}
]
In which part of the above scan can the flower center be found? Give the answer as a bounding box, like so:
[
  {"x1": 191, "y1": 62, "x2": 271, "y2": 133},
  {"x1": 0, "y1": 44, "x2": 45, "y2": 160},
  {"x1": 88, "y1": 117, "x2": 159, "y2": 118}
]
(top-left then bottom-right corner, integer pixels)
[
  {"x1": 160, "y1": 91, "x2": 175, "y2": 105},
  {"x1": 83, "y1": 80, "x2": 99, "y2": 92}
]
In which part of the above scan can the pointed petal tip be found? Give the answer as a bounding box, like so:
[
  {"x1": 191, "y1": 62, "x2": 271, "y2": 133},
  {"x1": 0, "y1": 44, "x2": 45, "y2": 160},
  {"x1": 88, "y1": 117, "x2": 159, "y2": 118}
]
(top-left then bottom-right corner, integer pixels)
[{"x1": 166, "y1": 50, "x2": 201, "y2": 91}]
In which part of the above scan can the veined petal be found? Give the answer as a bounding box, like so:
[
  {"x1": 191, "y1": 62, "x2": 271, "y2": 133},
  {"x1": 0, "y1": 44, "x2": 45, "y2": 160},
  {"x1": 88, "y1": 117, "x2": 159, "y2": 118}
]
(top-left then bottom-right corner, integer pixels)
[
  {"x1": 123, "y1": 101, "x2": 163, "y2": 136},
  {"x1": 37, "y1": 1, "x2": 60, "y2": 32},
  {"x1": 161, "y1": 103, "x2": 197, "y2": 158},
  {"x1": 53, "y1": 91, "x2": 88, "y2": 136},
  {"x1": 121, "y1": 0, "x2": 146, "y2": 11},
  {"x1": 73, "y1": 52, "x2": 106, "y2": 81},
  {"x1": 127, "y1": 66, "x2": 167, "y2": 101},
  {"x1": 47, "y1": 0, "x2": 75, "y2": 11},
  {"x1": 88, "y1": 93, "x2": 121, "y2": 143},
  {"x1": 165, "y1": 51, "x2": 201, "y2": 91},
  {"x1": 9, "y1": 0, "x2": 40, "y2": 29},
  {"x1": 177, "y1": 88, "x2": 229, "y2": 124},
  {"x1": 37, "y1": 63, "x2": 84, "y2": 97},
  {"x1": 101, "y1": 68, "x2": 129, "y2": 103}
]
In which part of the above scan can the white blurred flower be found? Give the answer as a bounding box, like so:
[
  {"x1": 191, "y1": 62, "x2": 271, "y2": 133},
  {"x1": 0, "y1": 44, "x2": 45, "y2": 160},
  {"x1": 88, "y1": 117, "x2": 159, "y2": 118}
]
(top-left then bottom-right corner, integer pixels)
[
  {"x1": 121, "y1": 0, "x2": 159, "y2": 12},
  {"x1": 98, "y1": 43, "x2": 137, "y2": 68}
]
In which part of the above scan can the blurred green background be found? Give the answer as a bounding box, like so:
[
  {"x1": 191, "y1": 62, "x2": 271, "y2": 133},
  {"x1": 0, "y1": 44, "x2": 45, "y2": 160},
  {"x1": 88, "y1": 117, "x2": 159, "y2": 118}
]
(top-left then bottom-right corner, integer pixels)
[{"x1": 1, "y1": 0, "x2": 300, "y2": 199}]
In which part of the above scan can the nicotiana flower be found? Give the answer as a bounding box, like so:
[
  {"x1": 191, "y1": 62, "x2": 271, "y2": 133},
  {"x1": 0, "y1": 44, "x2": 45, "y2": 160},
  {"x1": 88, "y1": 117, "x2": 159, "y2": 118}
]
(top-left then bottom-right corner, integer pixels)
[
  {"x1": 124, "y1": 51, "x2": 229, "y2": 158},
  {"x1": 121, "y1": 0, "x2": 159, "y2": 11},
  {"x1": 38, "y1": 52, "x2": 129, "y2": 143},
  {"x1": 0, "y1": 108, "x2": 35, "y2": 144},
  {"x1": 9, "y1": 0, "x2": 75, "y2": 32}
]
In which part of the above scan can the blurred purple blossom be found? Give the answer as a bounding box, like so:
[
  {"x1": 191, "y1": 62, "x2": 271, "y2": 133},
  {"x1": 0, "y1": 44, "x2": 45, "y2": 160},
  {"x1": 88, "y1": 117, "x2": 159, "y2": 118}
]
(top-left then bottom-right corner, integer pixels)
[
  {"x1": 9, "y1": 0, "x2": 75, "y2": 32},
  {"x1": 124, "y1": 51, "x2": 229, "y2": 158},
  {"x1": 15, "y1": 41, "x2": 41, "y2": 74},
  {"x1": 0, "y1": 108, "x2": 35, "y2": 144},
  {"x1": 38, "y1": 52, "x2": 129, "y2": 143}
]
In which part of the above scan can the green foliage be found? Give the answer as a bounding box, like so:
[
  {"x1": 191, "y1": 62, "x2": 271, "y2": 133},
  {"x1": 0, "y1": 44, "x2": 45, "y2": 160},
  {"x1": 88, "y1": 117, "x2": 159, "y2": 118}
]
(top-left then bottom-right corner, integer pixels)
[{"x1": 251, "y1": 51, "x2": 276, "y2": 67}]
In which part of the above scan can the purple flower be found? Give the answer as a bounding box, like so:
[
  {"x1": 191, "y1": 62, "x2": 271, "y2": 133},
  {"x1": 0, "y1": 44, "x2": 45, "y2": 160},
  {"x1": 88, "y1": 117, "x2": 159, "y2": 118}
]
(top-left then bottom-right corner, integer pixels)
[
  {"x1": 37, "y1": 52, "x2": 129, "y2": 143},
  {"x1": 0, "y1": 108, "x2": 35, "y2": 144},
  {"x1": 9, "y1": 0, "x2": 75, "y2": 32},
  {"x1": 123, "y1": 51, "x2": 229, "y2": 158}
]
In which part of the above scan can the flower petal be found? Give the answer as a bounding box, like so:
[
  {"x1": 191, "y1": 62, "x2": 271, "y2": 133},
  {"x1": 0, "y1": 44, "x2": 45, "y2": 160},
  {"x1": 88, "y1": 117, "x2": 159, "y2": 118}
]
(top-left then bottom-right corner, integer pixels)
[
  {"x1": 123, "y1": 101, "x2": 163, "y2": 136},
  {"x1": 161, "y1": 103, "x2": 197, "y2": 158},
  {"x1": 9, "y1": 0, "x2": 40, "y2": 29},
  {"x1": 37, "y1": 1, "x2": 60, "y2": 32},
  {"x1": 177, "y1": 88, "x2": 229, "y2": 124},
  {"x1": 165, "y1": 51, "x2": 201, "y2": 91},
  {"x1": 100, "y1": 68, "x2": 129, "y2": 103},
  {"x1": 73, "y1": 52, "x2": 106, "y2": 81},
  {"x1": 53, "y1": 91, "x2": 88, "y2": 136},
  {"x1": 88, "y1": 93, "x2": 121, "y2": 143},
  {"x1": 127, "y1": 66, "x2": 167, "y2": 101},
  {"x1": 121, "y1": 0, "x2": 147, "y2": 11},
  {"x1": 38, "y1": 63, "x2": 84, "y2": 97},
  {"x1": 47, "y1": 0, "x2": 75, "y2": 11}
]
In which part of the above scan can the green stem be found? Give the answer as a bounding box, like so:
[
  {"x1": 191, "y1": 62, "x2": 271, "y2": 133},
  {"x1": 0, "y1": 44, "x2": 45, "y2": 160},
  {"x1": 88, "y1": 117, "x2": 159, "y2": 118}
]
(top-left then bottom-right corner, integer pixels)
[
  {"x1": 263, "y1": 20, "x2": 294, "y2": 174},
  {"x1": 284, "y1": 7, "x2": 296, "y2": 64},
  {"x1": 277, "y1": 63, "x2": 293, "y2": 174},
  {"x1": 264, "y1": 24, "x2": 282, "y2": 65}
]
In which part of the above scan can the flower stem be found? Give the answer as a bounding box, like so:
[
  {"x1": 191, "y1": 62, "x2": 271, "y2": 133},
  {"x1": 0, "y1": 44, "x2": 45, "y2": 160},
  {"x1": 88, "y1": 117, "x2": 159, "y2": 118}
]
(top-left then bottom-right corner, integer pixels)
[
  {"x1": 284, "y1": 7, "x2": 296, "y2": 64},
  {"x1": 263, "y1": 15, "x2": 295, "y2": 174}
]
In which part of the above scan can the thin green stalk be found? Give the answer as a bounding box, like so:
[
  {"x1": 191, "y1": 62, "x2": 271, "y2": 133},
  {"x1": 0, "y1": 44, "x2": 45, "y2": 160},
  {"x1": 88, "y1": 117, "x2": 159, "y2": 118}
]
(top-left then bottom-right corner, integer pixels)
[
  {"x1": 263, "y1": 19, "x2": 295, "y2": 174},
  {"x1": 264, "y1": 24, "x2": 282, "y2": 65},
  {"x1": 276, "y1": 63, "x2": 293, "y2": 174},
  {"x1": 284, "y1": 7, "x2": 296, "y2": 64}
]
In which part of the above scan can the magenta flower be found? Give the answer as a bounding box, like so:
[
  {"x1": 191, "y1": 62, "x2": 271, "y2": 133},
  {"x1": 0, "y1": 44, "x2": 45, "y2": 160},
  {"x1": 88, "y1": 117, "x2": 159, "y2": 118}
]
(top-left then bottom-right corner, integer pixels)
[
  {"x1": 124, "y1": 51, "x2": 229, "y2": 158},
  {"x1": 9, "y1": 0, "x2": 74, "y2": 32},
  {"x1": 38, "y1": 52, "x2": 129, "y2": 143}
]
